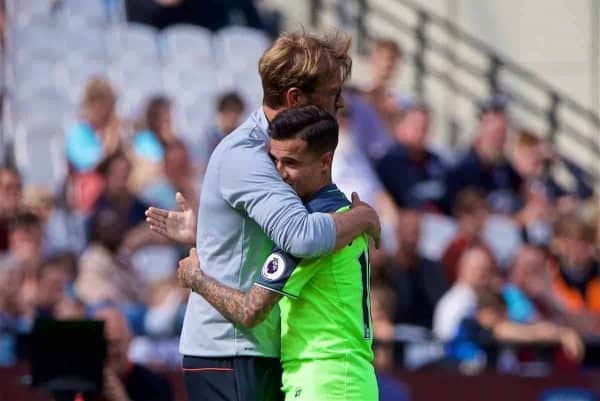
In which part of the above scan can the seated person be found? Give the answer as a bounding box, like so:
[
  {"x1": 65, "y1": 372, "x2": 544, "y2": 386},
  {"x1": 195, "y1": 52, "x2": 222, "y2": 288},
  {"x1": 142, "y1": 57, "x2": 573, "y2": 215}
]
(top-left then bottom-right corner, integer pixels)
[
  {"x1": 0, "y1": 258, "x2": 29, "y2": 366},
  {"x1": 129, "y1": 95, "x2": 178, "y2": 194},
  {"x1": 370, "y1": 284, "x2": 410, "y2": 401},
  {"x1": 505, "y1": 245, "x2": 598, "y2": 335},
  {"x1": 193, "y1": 91, "x2": 245, "y2": 173},
  {"x1": 441, "y1": 188, "x2": 491, "y2": 282},
  {"x1": 91, "y1": 152, "x2": 166, "y2": 255},
  {"x1": 65, "y1": 78, "x2": 122, "y2": 214},
  {"x1": 140, "y1": 141, "x2": 198, "y2": 210},
  {"x1": 376, "y1": 103, "x2": 448, "y2": 212},
  {"x1": 75, "y1": 207, "x2": 146, "y2": 309},
  {"x1": 65, "y1": 77, "x2": 121, "y2": 174},
  {"x1": 361, "y1": 38, "x2": 408, "y2": 135},
  {"x1": 3, "y1": 212, "x2": 44, "y2": 280},
  {"x1": 512, "y1": 129, "x2": 594, "y2": 208},
  {"x1": 550, "y1": 215, "x2": 600, "y2": 315},
  {"x1": 434, "y1": 246, "x2": 584, "y2": 364},
  {"x1": 34, "y1": 255, "x2": 74, "y2": 320},
  {"x1": 93, "y1": 306, "x2": 173, "y2": 401},
  {"x1": 0, "y1": 166, "x2": 22, "y2": 251},
  {"x1": 332, "y1": 106, "x2": 385, "y2": 209},
  {"x1": 447, "y1": 96, "x2": 522, "y2": 214},
  {"x1": 344, "y1": 88, "x2": 395, "y2": 162},
  {"x1": 385, "y1": 208, "x2": 447, "y2": 328}
]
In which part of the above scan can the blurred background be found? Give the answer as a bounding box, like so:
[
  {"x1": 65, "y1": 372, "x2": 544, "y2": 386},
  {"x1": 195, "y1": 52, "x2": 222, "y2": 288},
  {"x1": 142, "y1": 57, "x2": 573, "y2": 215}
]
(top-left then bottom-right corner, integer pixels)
[{"x1": 0, "y1": 1, "x2": 599, "y2": 401}]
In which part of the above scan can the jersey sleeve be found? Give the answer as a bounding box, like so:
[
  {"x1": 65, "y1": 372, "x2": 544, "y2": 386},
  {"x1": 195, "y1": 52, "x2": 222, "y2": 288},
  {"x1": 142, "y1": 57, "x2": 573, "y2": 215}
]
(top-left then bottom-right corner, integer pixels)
[{"x1": 254, "y1": 248, "x2": 320, "y2": 299}]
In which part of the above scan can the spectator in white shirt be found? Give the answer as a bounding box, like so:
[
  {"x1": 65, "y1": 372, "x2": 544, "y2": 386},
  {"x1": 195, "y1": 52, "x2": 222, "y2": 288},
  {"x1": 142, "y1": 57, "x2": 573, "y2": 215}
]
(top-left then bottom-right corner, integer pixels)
[{"x1": 433, "y1": 245, "x2": 495, "y2": 341}]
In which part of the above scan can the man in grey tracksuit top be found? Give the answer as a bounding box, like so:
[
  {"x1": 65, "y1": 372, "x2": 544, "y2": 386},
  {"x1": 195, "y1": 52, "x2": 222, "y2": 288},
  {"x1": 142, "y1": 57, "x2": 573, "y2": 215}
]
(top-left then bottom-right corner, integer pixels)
[{"x1": 153, "y1": 32, "x2": 379, "y2": 401}]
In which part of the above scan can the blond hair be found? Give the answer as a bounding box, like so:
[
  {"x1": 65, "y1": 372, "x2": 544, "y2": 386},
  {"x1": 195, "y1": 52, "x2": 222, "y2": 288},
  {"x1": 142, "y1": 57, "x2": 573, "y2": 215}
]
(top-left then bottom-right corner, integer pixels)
[
  {"x1": 515, "y1": 128, "x2": 541, "y2": 149},
  {"x1": 258, "y1": 31, "x2": 352, "y2": 108},
  {"x1": 82, "y1": 76, "x2": 116, "y2": 109}
]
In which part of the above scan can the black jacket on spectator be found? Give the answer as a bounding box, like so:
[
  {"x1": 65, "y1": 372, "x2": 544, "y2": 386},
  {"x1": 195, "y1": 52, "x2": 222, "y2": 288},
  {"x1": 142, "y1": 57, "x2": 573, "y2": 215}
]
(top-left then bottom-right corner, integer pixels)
[
  {"x1": 125, "y1": 0, "x2": 264, "y2": 31},
  {"x1": 92, "y1": 195, "x2": 149, "y2": 229},
  {"x1": 376, "y1": 144, "x2": 448, "y2": 212},
  {"x1": 389, "y1": 257, "x2": 448, "y2": 329},
  {"x1": 447, "y1": 148, "x2": 522, "y2": 214}
]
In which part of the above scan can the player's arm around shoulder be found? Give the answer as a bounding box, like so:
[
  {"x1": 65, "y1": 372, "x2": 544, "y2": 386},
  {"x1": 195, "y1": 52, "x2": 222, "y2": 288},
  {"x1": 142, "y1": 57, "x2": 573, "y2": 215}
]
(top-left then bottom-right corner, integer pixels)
[
  {"x1": 218, "y1": 143, "x2": 337, "y2": 259},
  {"x1": 177, "y1": 248, "x2": 282, "y2": 329}
]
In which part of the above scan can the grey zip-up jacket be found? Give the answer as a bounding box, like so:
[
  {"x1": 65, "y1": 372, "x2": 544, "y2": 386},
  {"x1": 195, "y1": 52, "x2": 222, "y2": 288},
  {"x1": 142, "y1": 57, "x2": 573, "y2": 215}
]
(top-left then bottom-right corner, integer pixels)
[{"x1": 179, "y1": 108, "x2": 336, "y2": 357}]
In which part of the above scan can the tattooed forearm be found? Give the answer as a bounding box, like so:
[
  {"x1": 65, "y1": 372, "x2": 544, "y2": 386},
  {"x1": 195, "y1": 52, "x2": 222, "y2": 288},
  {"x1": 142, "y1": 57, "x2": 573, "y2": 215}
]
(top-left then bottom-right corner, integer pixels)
[{"x1": 191, "y1": 271, "x2": 282, "y2": 328}]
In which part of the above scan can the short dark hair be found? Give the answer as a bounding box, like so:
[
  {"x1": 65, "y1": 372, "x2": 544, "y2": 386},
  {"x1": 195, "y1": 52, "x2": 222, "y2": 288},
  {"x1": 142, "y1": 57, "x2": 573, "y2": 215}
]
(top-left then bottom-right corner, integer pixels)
[
  {"x1": 89, "y1": 206, "x2": 125, "y2": 252},
  {"x1": 269, "y1": 106, "x2": 339, "y2": 155},
  {"x1": 9, "y1": 212, "x2": 41, "y2": 232},
  {"x1": 478, "y1": 94, "x2": 508, "y2": 118},
  {"x1": 217, "y1": 92, "x2": 245, "y2": 113},
  {"x1": 96, "y1": 151, "x2": 129, "y2": 177},
  {"x1": 145, "y1": 95, "x2": 171, "y2": 134},
  {"x1": 554, "y1": 214, "x2": 595, "y2": 242},
  {"x1": 452, "y1": 188, "x2": 488, "y2": 217}
]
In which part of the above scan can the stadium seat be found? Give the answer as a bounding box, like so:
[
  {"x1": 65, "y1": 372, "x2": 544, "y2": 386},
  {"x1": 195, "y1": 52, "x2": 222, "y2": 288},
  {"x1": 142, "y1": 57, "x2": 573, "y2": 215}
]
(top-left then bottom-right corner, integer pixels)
[
  {"x1": 162, "y1": 63, "x2": 220, "y2": 139},
  {"x1": 161, "y1": 24, "x2": 214, "y2": 65},
  {"x1": 12, "y1": 59, "x2": 63, "y2": 95},
  {"x1": 111, "y1": 59, "x2": 164, "y2": 118},
  {"x1": 165, "y1": 93, "x2": 214, "y2": 143},
  {"x1": 5, "y1": 0, "x2": 53, "y2": 28},
  {"x1": 13, "y1": 86, "x2": 73, "y2": 121},
  {"x1": 63, "y1": 25, "x2": 108, "y2": 59},
  {"x1": 419, "y1": 213, "x2": 458, "y2": 261},
  {"x1": 14, "y1": 121, "x2": 67, "y2": 193},
  {"x1": 107, "y1": 23, "x2": 160, "y2": 61},
  {"x1": 483, "y1": 215, "x2": 523, "y2": 270},
  {"x1": 214, "y1": 26, "x2": 271, "y2": 73},
  {"x1": 59, "y1": 55, "x2": 109, "y2": 103},
  {"x1": 8, "y1": 18, "x2": 67, "y2": 64},
  {"x1": 162, "y1": 62, "x2": 219, "y2": 99},
  {"x1": 57, "y1": 0, "x2": 108, "y2": 26},
  {"x1": 230, "y1": 68, "x2": 263, "y2": 113}
]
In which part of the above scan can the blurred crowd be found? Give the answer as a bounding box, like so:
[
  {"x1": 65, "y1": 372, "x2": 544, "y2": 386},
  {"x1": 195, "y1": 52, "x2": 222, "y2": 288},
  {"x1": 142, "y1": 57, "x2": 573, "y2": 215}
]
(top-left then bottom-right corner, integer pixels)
[
  {"x1": 353, "y1": 40, "x2": 599, "y2": 375},
  {"x1": 0, "y1": 12, "x2": 599, "y2": 400}
]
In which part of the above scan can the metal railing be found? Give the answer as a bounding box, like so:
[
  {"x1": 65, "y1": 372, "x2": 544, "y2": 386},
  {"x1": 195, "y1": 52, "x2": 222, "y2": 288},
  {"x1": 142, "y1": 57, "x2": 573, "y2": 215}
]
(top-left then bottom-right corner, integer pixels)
[{"x1": 310, "y1": 0, "x2": 600, "y2": 184}]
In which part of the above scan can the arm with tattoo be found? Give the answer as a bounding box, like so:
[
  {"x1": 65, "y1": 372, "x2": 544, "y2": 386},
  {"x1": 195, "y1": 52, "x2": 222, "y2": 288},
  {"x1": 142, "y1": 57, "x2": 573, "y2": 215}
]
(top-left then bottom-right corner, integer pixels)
[{"x1": 178, "y1": 249, "x2": 282, "y2": 328}]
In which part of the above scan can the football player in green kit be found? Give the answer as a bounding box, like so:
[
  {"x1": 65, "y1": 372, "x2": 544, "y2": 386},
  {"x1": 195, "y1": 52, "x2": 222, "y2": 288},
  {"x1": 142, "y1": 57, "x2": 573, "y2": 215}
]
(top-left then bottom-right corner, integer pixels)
[{"x1": 177, "y1": 105, "x2": 378, "y2": 401}]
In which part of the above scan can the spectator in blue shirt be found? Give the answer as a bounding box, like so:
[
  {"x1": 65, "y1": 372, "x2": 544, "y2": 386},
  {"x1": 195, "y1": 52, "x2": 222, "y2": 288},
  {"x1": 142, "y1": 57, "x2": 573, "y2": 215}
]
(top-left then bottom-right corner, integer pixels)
[
  {"x1": 130, "y1": 95, "x2": 178, "y2": 196},
  {"x1": 65, "y1": 77, "x2": 121, "y2": 173}
]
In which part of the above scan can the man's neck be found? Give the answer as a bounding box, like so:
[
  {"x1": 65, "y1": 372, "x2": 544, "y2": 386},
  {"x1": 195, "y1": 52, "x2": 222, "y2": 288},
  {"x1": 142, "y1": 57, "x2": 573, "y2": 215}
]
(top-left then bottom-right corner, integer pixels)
[{"x1": 301, "y1": 177, "x2": 333, "y2": 203}]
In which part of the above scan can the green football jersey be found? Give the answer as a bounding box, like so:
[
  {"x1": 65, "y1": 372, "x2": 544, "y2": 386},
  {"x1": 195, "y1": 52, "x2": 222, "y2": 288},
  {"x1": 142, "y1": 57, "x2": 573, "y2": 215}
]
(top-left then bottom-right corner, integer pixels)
[{"x1": 254, "y1": 184, "x2": 374, "y2": 375}]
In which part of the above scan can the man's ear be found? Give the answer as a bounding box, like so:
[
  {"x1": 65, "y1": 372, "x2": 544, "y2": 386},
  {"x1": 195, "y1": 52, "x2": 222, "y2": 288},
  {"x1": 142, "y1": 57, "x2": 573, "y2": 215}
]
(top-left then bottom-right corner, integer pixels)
[
  {"x1": 284, "y1": 87, "x2": 306, "y2": 108},
  {"x1": 321, "y1": 151, "x2": 334, "y2": 170}
]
